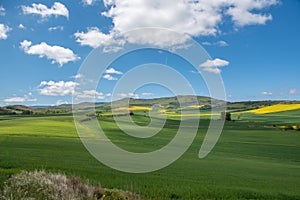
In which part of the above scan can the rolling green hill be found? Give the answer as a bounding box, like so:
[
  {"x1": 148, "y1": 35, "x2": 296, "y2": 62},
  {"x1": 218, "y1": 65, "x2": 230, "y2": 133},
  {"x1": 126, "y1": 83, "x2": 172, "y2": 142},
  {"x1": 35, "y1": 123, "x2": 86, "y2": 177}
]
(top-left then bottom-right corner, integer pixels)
[{"x1": 2, "y1": 96, "x2": 300, "y2": 115}]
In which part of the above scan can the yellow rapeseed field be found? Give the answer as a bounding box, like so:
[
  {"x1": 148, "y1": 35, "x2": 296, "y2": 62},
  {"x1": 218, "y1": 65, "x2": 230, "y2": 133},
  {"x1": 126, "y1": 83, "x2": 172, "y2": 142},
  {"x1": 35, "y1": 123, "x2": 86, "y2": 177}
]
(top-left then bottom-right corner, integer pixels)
[
  {"x1": 114, "y1": 106, "x2": 152, "y2": 111},
  {"x1": 248, "y1": 104, "x2": 300, "y2": 114},
  {"x1": 164, "y1": 112, "x2": 218, "y2": 117},
  {"x1": 185, "y1": 105, "x2": 205, "y2": 109}
]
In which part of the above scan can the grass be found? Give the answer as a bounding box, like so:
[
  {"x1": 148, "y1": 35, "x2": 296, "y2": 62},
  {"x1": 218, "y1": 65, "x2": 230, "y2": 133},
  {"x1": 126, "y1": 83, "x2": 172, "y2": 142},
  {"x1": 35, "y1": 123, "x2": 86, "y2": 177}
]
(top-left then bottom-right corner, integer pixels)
[{"x1": 0, "y1": 111, "x2": 300, "y2": 199}]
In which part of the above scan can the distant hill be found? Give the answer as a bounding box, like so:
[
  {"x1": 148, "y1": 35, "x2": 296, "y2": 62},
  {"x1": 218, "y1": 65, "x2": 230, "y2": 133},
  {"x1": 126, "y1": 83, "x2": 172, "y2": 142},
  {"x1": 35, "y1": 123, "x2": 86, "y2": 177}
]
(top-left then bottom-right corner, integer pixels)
[
  {"x1": 0, "y1": 105, "x2": 36, "y2": 115},
  {"x1": 2, "y1": 96, "x2": 300, "y2": 115},
  {"x1": 102, "y1": 95, "x2": 223, "y2": 109},
  {"x1": 0, "y1": 105, "x2": 70, "y2": 115}
]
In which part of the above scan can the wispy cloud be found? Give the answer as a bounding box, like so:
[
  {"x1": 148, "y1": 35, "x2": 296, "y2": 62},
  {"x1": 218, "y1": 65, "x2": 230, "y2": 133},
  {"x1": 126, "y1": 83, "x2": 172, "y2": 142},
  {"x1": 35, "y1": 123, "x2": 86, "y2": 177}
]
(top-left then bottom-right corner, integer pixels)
[
  {"x1": 0, "y1": 6, "x2": 5, "y2": 16},
  {"x1": 141, "y1": 92, "x2": 153, "y2": 97},
  {"x1": 20, "y1": 40, "x2": 80, "y2": 66},
  {"x1": 71, "y1": 73, "x2": 83, "y2": 79},
  {"x1": 117, "y1": 93, "x2": 139, "y2": 99},
  {"x1": 202, "y1": 40, "x2": 229, "y2": 47},
  {"x1": 4, "y1": 95, "x2": 37, "y2": 103},
  {"x1": 48, "y1": 26, "x2": 63, "y2": 31},
  {"x1": 56, "y1": 99, "x2": 68, "y2": 105},
  {"x1": 261, "y1": 91, "x2": 273, "y2": 96},
  {"x1": 75, "y1": 90, "x2": 105, "y2": 100},
  {"x1": 289, "y1": 89, "x2": 298, "y2": 95}
]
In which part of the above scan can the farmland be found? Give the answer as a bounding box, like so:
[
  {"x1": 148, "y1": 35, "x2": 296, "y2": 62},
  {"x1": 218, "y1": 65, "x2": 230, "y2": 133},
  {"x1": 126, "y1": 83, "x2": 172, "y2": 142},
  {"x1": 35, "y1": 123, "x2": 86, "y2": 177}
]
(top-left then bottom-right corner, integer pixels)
[{"x1": 0, "y1": 99, "x2": 300, "y2": 199}]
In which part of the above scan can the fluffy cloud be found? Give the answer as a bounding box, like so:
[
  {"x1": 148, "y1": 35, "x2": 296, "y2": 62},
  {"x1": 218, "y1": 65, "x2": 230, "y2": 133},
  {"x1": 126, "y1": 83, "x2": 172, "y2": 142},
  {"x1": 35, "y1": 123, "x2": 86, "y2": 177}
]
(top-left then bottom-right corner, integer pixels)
[
  {"x1": 18, "y1": 24, "x2": 26, "y2": 30},
  {"x1": 105, "y1": 68, "x2": 123, "y2": 74},
  {"x1": 20, "y1": 40, "x2": 80, "y2": 66},
  {"x1": 4, "y1": 96, "x2": 37, "y2": 103},
  {"x1": 200, "y1": 58, "x2": 229, "y2": 74},
  {"x1": 261, "y1": 91, "x2": 273, "y2": 96},
  {"x1": 0, "y1": 6, "x2": 5, "y2": 16},
  {"x1": 74, "y1": 27, "x2": 124, "y2": 51},
  {"x1": 201, "y1": 58, "x2": 229, "y2": 68},
  {"x1": 0, "y1": 24, "x2": 11, "y2": 40},
  {"x1": 75, "y1": 0, "x2": 277, "y2": 49},
  {"x1": 226, "y1": 0, "x2": 277, "y2": 26},
  {"x1": 38, "y1": 81, "x2": 79, "y2": 96},
  {"x1": 103, "y1": 74, "x2": 117, "y2": 81},
  {"x1": 21, "y1": 2, "x2": 69, "y2": 19},
  {"x1": 38, "y1": 80, "x2": 107, "y2": 100}
]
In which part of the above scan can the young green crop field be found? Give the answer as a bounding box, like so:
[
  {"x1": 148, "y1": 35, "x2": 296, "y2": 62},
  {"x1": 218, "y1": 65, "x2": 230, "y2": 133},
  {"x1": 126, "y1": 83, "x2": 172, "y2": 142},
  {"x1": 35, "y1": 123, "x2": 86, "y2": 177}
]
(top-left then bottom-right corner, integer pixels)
[{"x1": 0, "y1": 111, "x2": 300, "y2": 199}]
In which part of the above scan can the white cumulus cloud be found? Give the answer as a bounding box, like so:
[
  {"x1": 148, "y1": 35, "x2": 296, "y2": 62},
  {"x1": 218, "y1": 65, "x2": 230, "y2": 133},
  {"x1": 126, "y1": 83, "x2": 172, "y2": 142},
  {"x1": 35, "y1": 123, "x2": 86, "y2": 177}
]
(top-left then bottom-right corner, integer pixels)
[
  {"x1": 103, "y1": 74, "x2": 117, "y2": 81},
  {"x1": 74, "y1": 27, "x2": 124, "y2": 51},
  {"x1": 20, "y1": 40, "x2": 80, "y2": 66},
  {"x1": 75, "y1": 0, "x2": 277, "y2": 49},
  {"x1": 38, "y1": 81, "x2": 79, "y2": 96},
  {"x1": 226, "y1": 0, "x2": 277, "y2": 26},
  {"x1": 21, "y1": 2, "x2": 69, "y2": 19},
  {"x1": 18, "y1": 24, "x2": 26, "y2": 30},
  {"x1": 0, "y1": 24, "x2": 11, "y2": 40},
  {"x1": 200, "y1": 58, "x2": 229, "y2": 74},
  {"x1": 105, "y1": 68, "x2": 123, "y2": 75}
]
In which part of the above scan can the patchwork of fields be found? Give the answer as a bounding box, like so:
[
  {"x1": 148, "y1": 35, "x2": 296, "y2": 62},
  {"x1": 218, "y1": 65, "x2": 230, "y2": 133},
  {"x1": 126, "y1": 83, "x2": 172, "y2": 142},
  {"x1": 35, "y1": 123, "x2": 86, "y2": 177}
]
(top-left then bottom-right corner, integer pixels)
[{"x1": 0, "y1": 105, "x2": 300, "y2": 199}]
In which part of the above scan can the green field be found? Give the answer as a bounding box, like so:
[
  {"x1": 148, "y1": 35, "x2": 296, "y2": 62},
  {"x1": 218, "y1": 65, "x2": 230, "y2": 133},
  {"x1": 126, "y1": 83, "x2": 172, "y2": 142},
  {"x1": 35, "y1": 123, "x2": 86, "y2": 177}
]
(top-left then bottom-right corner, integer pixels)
[{"x1": 0, "y1": 110, "x2": 300, "y2": 199}]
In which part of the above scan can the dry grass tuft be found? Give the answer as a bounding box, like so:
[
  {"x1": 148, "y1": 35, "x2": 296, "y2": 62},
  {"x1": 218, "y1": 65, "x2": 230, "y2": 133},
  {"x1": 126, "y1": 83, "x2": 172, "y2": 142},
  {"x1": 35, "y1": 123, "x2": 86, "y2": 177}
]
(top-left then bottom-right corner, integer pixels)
[{"x1": 0, "y1": 170, "x2": 141, "y2": 200}]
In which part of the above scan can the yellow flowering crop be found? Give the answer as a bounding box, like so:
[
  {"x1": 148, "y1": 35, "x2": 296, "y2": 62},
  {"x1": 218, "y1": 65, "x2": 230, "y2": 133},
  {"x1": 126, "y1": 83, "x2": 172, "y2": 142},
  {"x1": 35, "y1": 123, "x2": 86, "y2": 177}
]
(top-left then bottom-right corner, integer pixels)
[
  {"x1": 114, "y1": 106, "x2": 152, "y2": 111},
  {"x1": 185, "y1": 105, "x2": 205, "y2": 109},
  {"x1": 248, "y1": 104, "x2": 300, "y2": 114}
]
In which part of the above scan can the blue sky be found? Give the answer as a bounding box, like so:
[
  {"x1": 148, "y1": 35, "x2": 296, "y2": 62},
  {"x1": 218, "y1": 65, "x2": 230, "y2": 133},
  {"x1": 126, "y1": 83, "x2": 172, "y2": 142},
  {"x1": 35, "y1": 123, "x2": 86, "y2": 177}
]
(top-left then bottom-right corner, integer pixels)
[{"x1": 0, "y1": 0, "x2": 300, "y2": 106}]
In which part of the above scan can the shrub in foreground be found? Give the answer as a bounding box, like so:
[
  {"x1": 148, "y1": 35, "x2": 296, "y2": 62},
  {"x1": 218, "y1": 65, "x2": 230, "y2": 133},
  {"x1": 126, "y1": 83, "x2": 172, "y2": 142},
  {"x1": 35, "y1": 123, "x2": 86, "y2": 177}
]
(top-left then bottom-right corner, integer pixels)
[{"x1": 0, "y1": 170, "x2": 140, "y2": 200}]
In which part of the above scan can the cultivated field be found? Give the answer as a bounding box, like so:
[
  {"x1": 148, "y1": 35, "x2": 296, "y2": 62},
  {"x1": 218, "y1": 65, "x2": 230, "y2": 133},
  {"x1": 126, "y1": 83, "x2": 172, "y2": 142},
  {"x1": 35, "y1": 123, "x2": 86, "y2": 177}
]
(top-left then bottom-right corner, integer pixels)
[{"x1": 0, "y1": 104, "x2": 300, "y2": 199}]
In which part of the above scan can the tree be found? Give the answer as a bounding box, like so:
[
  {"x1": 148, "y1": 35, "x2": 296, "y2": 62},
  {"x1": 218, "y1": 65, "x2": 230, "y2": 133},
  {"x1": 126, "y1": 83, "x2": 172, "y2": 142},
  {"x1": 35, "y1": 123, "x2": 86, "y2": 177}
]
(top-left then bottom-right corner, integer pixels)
[
  {"x1": 22, "y1": 110, "x2": 33, "y2": 115},
  {"x1": 221, "y1": 111, "x2": 231, "y2": 121}
]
